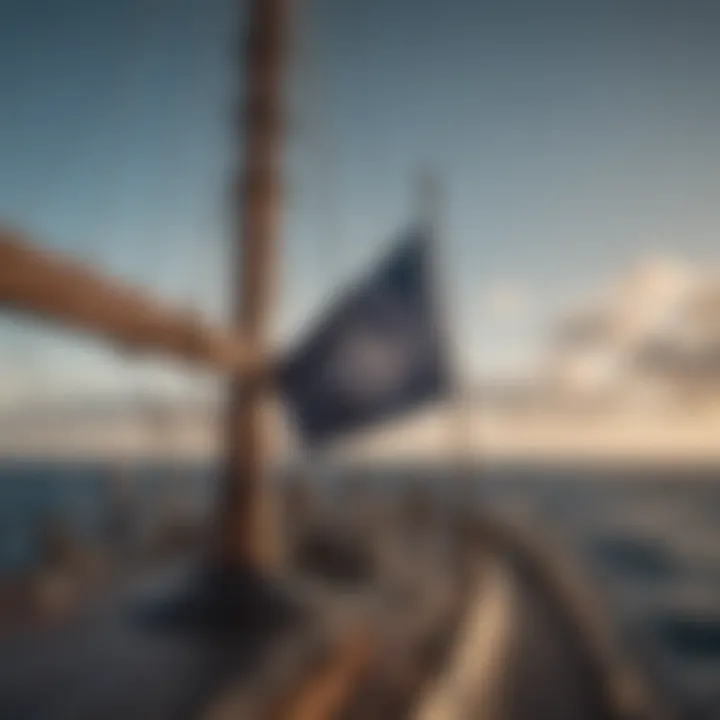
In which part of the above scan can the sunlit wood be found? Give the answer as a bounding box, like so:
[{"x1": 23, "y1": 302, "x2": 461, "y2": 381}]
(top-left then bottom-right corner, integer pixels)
[{"x1": 0, "y1": 227, "x2": 264, "y2": 374}]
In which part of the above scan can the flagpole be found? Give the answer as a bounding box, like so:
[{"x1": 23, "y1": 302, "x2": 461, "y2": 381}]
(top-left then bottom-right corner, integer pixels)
[{"x1": 414, "y1": 172, "x2": 474, "y2": 511}]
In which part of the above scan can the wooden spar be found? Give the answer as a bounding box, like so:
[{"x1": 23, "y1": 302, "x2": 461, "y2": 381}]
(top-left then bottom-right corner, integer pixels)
[
  {"x1": 0, "y1": 228, "x2": 263, "y2": 374},
  {"x1": 213, "y1": 0, "x2": 290, "y2": 569},
  {"x1": 0, "y1": 0, "x2": 289, "y2": 571}
]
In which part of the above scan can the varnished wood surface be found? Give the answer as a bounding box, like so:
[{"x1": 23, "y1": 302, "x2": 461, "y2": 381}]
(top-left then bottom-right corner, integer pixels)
[
  {"x1": 0, "y1": 515, "x2": 469, "y2": 720},
  {"x1": 0, "y1": 228, "x2": 263, "y2": 374}
]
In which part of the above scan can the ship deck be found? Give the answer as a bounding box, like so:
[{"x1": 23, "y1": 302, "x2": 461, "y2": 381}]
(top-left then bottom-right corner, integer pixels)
[
  {"x1": 0, "y1": 497, "x2": 477, "y2": 720},
  {"x1": 0, "y1": 500, "x2": 664, "y2": 720}
]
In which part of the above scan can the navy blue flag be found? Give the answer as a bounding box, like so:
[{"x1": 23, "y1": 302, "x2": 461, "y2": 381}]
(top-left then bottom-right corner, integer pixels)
[{"x1": 279, "y1": 228, "x2": 451, "y2": 445}]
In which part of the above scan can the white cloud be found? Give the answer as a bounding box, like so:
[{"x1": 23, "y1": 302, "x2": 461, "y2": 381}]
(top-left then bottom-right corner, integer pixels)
[
  {"x1": 0, "y1": 358, "x2": 39, "y2": 407},
  {"x1": 481, "y1": 280, "x2": 529, "y2": 322}
]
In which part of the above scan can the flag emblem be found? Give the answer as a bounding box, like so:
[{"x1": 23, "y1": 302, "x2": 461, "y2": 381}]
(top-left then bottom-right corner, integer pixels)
[{"x1": 279, "y1": 229, "x2": 450, "y2": 444}]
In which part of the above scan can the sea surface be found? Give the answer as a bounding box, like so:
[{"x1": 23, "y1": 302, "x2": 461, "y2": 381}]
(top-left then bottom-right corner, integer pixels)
[{"x1": 1, "y1": 460, "x2": 720, "y2": 716}]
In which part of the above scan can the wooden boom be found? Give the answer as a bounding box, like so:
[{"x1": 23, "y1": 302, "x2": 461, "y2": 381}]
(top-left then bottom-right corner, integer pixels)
[{"x1": 0, "y1": 227, "x2": 264, "y2": 374}]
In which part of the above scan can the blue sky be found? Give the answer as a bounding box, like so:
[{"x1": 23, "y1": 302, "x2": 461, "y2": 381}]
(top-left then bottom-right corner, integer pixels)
[{"x1": 2, "y1": 0, "x2": 720, "y2": 402}]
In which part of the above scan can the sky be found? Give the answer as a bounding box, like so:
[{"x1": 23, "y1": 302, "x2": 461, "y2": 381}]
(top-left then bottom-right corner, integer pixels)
[{"x1": 2, "y1": 0, "x2": 720, "y2": 405}]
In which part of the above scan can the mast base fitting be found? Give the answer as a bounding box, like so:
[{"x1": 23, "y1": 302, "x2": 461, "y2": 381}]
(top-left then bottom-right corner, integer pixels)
[{"x1": 134, "y1": 564, "x2": 301, "y2": 636}]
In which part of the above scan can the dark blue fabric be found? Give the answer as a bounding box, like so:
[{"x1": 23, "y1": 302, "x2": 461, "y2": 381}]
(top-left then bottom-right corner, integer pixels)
[{"x1": 279, "y1": 228, "x2": 451, "y2": 445}]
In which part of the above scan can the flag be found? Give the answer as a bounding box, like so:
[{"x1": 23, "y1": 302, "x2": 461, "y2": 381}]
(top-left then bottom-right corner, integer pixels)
[{"x1": 279, "y1": 228, "x2": 451, "y2": 445}]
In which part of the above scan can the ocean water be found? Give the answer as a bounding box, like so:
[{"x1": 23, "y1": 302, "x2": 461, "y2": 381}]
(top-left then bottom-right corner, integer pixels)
[
  {"x1": 0, "y1": 460, "x2": 217, "y2": 575},
  {"x1": 1, "y1": 460, "x2": 719, "y2": 715}
]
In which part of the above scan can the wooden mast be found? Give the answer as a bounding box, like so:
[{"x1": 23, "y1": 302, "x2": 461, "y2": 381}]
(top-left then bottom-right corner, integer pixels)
[{"x1": 214, "y1": 0, "x2": 290, "y2": 570}]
